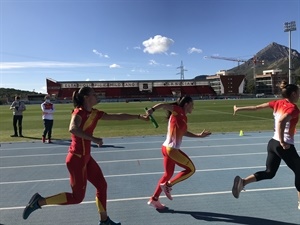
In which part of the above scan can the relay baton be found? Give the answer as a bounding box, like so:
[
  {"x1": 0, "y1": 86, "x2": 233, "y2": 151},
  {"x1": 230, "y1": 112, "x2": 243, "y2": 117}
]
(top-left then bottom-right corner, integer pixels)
[{"x1": 145, "y1": 107, "x2": 159, "y2": 128}]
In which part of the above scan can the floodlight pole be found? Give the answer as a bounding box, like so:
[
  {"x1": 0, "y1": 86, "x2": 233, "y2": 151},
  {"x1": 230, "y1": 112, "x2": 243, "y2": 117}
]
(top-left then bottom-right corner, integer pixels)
[
  {"x1": 284, "y1": 21, "x2": 296, "y2": 84},
  {"x1": 253, "y1": 58, "x2": 256, "y2": 94}
]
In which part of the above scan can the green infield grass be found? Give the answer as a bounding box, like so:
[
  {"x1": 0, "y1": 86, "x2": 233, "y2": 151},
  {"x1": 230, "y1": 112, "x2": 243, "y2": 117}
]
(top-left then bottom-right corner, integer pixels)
[{"x1": 0, "y1": 98, "x2": 295, "y2": 143}]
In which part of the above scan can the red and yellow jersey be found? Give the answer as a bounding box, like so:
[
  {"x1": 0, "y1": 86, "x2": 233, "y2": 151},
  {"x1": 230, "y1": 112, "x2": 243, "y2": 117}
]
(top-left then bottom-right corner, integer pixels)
[
  {"x1": 163, "y1": 105, "x2": 187, "y2": 149},
  {"x1": 269, "y1": 99, "x2": 300, "y2": 144},
  {"x1": 69, "y1": 107, "x2": 104, "y2": 156}
]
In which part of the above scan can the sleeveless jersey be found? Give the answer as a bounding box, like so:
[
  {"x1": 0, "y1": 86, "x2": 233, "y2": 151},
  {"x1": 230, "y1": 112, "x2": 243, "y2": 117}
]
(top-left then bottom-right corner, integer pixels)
[
  {"x1": 269, "y1": 99, "x2": 299, "y2": 144},
  {"x1": 69, "y1": 108, "x2": 104, "y2": 156},
  {"x1": 163, "y1": 105, "x2": 187, "y2": 149}
]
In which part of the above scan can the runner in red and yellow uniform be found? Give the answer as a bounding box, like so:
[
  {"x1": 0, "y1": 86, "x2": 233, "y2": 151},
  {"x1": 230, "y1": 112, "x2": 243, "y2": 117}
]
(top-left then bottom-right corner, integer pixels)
[
  {"x1": 23, "y1": 86, "x2": 148, "y2": 225},
  {"x1": 146, "y1": 96, "x2": 211, "y2": 209},
  {"x1": 232, "y1": 80, "x2": 300, "y2": 210}
]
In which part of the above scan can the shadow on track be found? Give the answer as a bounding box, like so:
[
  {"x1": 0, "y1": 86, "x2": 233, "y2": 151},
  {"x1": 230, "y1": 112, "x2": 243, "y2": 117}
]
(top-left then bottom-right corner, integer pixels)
[{"x1": 158, "y1": 209, "x2": 298, "y2": 225}]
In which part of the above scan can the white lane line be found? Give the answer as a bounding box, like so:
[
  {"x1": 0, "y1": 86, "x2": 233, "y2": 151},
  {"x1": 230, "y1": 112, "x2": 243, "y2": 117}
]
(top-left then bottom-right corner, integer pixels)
[
  {"x1": 0, "y1": 165, "x2": 286, "y2": 185},
  {"x1": 1, "y1": 151, "x2": 268, "y2": 169},
  {"x1": 0, "y1": 186, "x2": 294, "y2": 211},
  {"x1": 0, "y1": 134, "x2": 287, "y2": 152},
  {"x1": 1, "y1": 139, "x2": 300, "y2": 159},
  {"x1": 0, "y1": 142, "x2": 274, "y2": 159},
  {"x1": 0, "y1": 151, "x2": 269, "y2": 169}
]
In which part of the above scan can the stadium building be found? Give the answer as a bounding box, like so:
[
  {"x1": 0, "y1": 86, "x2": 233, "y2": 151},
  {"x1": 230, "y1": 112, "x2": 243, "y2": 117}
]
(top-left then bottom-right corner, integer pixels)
[{"x1": 46, "y1": 78, "x2": 217, "y2": 101}]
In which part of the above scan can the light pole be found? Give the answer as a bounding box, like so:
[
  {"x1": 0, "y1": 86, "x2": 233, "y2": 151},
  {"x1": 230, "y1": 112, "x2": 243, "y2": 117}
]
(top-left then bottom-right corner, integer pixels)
[
  {"x1": 284, "y1": 21, "x2": 296, "y2": 84},
  {"x1": 253, "y1": 56, "x2": 257, "y2": 94}
]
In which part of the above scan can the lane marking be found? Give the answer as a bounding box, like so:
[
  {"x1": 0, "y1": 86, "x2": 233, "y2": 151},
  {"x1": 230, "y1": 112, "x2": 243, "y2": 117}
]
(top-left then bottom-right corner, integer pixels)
[
  {"x1": 0, "y1": 164, "x2": 287, "y2": 185},
  {"x1": 1, "y1": 150, "x2": 299, "y2": 169},
  {"x1": 0, "y1": 186, "x2": 294, "y2": 211},
  {"x1": 0, "y1": 134, "x2": 291, "y2": 152},
  {"x1": 0, "y1": 151, "x2": 268, "y2": 169},
  {"x1": 1, "y1": 141, "x2": 297, "y2": 159}
]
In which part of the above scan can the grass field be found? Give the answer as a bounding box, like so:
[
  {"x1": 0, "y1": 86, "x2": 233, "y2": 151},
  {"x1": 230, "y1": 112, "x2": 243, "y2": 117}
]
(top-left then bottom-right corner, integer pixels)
[{"x1": 0, "y1": 98, "x2": 294, "y2": 143}]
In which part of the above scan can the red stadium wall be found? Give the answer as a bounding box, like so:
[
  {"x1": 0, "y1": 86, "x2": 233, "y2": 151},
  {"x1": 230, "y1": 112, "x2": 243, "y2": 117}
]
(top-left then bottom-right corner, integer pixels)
[{"x1": 46, "y1": 78, "x2": 216, "y2": 100}]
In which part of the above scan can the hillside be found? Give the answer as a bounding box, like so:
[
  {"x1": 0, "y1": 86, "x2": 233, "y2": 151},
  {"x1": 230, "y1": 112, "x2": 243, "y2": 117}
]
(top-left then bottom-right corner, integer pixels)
[
  {"x1": 195, "y1": 42, "x2": 300, "y2": 83},
  {"x1": 0, "y1": 88, "x2": 39, "y2": 103},
  {"x1": 228, "y1": 42, "x2": 300, "y2": 81}
]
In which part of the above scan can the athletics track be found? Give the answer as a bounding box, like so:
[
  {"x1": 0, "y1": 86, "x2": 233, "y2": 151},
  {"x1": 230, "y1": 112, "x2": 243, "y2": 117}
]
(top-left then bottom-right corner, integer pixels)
[{"x1": 0, "y1": 131, "x2": 299, "y2": 225}]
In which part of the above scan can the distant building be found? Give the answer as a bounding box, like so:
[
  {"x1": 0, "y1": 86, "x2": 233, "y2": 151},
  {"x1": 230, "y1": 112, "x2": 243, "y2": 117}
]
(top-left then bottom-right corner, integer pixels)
[
  {"x1": 255, "y1": 69, "x2": 288, "y2": 95},
  {"x1": 27, "y1": 94, "x2": 46, "y2": 102},
  {"x1": 206, "y1": 71, "x2": 246, "y2": 95},
  {"x1": 46, "y1": 78, "x2": 216, "y2": 100}
]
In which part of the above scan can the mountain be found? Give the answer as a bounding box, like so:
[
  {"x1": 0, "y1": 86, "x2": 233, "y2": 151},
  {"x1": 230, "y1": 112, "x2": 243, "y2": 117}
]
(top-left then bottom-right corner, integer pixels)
[
  {"x1": 195, "y1": 42, "x2": 300, "y2": 83},
  {"x1": 228, "y1": 42, "x2": 300, "y2": 81}
]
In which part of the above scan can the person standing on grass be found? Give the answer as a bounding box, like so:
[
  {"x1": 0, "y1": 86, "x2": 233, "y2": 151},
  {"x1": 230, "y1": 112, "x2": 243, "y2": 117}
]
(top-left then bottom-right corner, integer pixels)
[
  {"x1": 146, "y1": 95, "x2": 211, "y2": 209},
  {"x1": 23, "y1": 86, "x2": 149, "y2": 225},
  {"x1": 10, "y1": 95, "x2": 26, "y2": 137},
  {"x1": 232, "y1": 80, "x2": 300, "y2": 210},
  {"x1": 41, "y1": 94, "x2": 55, "y2": 143}
]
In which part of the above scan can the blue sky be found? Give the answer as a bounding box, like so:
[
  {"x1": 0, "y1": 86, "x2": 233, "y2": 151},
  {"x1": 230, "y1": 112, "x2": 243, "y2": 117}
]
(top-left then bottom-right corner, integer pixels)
[{"x1": 0, "y1": 0, "x2": 299, "y2": 93}]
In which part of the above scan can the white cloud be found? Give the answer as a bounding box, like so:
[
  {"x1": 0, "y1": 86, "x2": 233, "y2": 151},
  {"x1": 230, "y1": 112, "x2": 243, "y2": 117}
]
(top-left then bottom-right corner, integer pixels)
[
  {"x1": 0, "y1": 61, "x2": 105, "y2": 70},
  {"x1": 131, "y1": 68, "x2": 149, "y2": 73},
  {"x1": 148, "y1": 60, "x2": 158, "y2": 66},
  {"x1": 187, "y1": 47, "x2": 203, "y2": 54},
  {"x1": 92, "y1": 49, "x2": 109, "y2": 58},
  {"x1": 86, "y1": 78, "x2": 90, "y2": 81},
  {"x1": 133, "y1": 46, "x2": 141, "y2": 50},
  {"x1": 109, "y1": 64, "x2": 121, "y2": 68},
  {"x1": 170, "y1": 52, "x2": 178, "y2": 56},
  {"x1": 148, "y1": 60, "x2": 172, "y2": 68},
  {"x1": 143, "y1": 35, "x2": 174, "y2": 54}
]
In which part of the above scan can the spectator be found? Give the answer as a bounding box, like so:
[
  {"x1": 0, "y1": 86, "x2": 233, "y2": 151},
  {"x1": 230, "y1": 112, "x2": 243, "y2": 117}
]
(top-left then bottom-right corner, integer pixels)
[
  {"x1": 10, "y1": 95, "x2": 26, "y2": 137},
  {"x1": 41, "y1": 94, "x2": 55, "y2": 143}
]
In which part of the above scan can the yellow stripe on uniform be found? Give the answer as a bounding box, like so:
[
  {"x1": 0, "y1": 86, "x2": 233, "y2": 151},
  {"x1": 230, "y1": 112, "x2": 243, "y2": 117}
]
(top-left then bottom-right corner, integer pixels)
[
  {"x1": 45, "y1": 193, "x2": 68, "y2": 205},
  {"x1": 166, "y1": 147, "x2": 195, "y2": 185},
  {"x1": 82, "y1": 109, "x2": 98, "y2": 131},
  {"x1": 95, "y1": 196, "x2": 106, "y2": 212},
  {"x1": 81, "y1": 109, "x2": 98, "y2": 155},
  {"x1": 166, "y1": 147, "x2": 190, "y2": 166}
]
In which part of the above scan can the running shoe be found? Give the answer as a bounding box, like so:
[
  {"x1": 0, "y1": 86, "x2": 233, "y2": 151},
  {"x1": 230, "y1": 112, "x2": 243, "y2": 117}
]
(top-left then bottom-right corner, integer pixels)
[
  {"x1": 99, "y1": 217, "x2": 121, "y2": 225},
  {"x1": 232, "y1": 176, "x2": 244, "y2": 199},
  {"x1": 160, "y1": 182, "x2": 173, "y2": 200},
  {"x1": 23, "y1": 193, "x2": 43, "y2": 219},
  {"x1": 147, "y1": 198, "x2": 166, "y2": 210}
]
